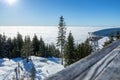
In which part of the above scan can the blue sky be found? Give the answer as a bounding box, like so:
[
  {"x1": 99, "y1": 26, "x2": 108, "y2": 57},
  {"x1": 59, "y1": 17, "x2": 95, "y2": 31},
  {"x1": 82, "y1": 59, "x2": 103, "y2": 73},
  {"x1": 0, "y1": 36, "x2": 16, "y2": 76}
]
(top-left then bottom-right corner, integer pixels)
[{"x1": 0, "y1": 0, "x2": 120, "y2": 26}]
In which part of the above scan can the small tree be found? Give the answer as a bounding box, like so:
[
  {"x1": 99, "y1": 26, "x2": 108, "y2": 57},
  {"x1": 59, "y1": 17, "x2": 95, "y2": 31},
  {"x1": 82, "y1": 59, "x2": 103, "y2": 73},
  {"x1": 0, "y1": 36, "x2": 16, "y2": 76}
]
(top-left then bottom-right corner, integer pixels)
[
  {"x1": 109, "y1": 32, "x2": 114, "y2": 43},
  {"x1": 116, "y1": 31, "x2": 120, "y2": 40},
  {"x1": 57, "y1": 16, "x2": 66, "y2": 65}
]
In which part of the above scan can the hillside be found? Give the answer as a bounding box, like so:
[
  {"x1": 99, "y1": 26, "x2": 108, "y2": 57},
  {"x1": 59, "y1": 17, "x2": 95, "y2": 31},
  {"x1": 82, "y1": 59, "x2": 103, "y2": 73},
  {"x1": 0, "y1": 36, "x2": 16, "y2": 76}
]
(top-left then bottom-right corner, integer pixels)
[{"x1": 93, "y1": 28, "x2": 120, "y2": 37}]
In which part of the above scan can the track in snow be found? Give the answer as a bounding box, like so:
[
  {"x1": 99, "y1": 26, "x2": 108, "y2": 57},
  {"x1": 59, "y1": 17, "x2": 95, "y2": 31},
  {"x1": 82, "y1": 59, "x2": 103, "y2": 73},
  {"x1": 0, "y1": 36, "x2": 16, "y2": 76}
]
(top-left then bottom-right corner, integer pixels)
[{"x1": 45, "y1": 40, "x2": 120, "y2": 80}]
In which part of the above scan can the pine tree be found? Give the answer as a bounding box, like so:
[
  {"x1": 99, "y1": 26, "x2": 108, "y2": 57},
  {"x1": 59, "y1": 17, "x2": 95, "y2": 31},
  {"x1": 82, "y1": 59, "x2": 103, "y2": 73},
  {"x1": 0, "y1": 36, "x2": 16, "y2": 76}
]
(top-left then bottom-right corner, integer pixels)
[
  {"x1": 57, "y1": 16, "x2": 66, "y2": 65},
  {"x1": 39, "y1": 37, "x2": 46, "y2": 57},
  {"x1": 64, "y1": 31, "x2": 75, "y2": 66},
  {"x1": 0, "y1": 34, "x2": 2, "y2": 51},
  {"x1": 11, "y1": 37, "x2": 18, "y2": 58},
  {"x1": 116, "y1": 31, "x2": 120, "y2": 40},
  {"x1": 75, "y1": 39, "x2": 92, "y2": 61},
  {"x1": 0, "y1": 34, "x2": 6, "y2": 57},
  {"x1": 84, "y1": 39, "x2": 92, "y2": 55},
  {"x1": 7, "y1": 37, "x2": 13, "y2": 58},
  {"x1": 109, "y1": 32, "x2": 114, "y2": 43},
  {"x1": 21, "y1": 35, "x2": 32, "y2": 61},
  {"x1": 32, "y1": 34, "x2": 39, "y2": 55},
  {"x1": 16, "y1": 32, "x2": 23, "y2": 57}
]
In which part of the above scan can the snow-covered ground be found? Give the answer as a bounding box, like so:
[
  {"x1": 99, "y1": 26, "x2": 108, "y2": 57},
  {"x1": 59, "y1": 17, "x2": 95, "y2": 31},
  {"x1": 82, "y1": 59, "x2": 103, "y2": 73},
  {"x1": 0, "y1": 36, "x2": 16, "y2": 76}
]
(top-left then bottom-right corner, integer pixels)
[
  {"x1": 98, "y1": 37, "x2": 109, "y2": 49},
  {"x1": 0, "y1": 56, "x2": 64, "y2": 80}
]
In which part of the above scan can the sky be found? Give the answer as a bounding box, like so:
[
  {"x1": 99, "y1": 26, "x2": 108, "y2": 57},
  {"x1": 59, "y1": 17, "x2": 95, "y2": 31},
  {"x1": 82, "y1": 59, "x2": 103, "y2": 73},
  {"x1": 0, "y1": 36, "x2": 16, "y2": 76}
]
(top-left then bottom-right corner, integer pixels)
[{"x1": 0, "y1": 0, "x2": 120, "y2": 26}]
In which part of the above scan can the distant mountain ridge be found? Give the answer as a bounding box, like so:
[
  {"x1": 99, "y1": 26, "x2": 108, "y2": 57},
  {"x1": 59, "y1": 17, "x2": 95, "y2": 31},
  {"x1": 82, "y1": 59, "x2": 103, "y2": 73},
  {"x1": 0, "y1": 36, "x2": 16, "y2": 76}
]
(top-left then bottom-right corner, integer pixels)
[{"x1": 93, "y1": 28, "x2": 120, "y2": 37}]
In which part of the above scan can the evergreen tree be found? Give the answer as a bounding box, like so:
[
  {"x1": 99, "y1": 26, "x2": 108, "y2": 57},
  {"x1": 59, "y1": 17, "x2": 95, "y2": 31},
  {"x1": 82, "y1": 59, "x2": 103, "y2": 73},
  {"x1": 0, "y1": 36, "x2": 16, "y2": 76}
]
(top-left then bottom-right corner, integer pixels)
[
  {"x1": 32, "y1": 34, "x2": 39, "y2": 55},
  {"x1": 48, "y1": 43, "x2": 60, "y2": 57},
  {"x1": 0, "y1": 34, "x2": 2, "y2": 51},
  {"x1": 64, "y1": 31, "x2": 75, "y2": 66},
  {"x1": 76, "y1": 44, "x2": 82, "y2": 61},
  {"x1": 116, "y1": 31, "x2": 120, "y2": 40},
  {"x1": 7, "y1": 37, "x2": 13, "y2": 58},
  {"x1": 11, "y1": 37, "x2": 18, "y2": 58},
  {"x1": 0, "y1": 34, "x2": 3, "y2": 52},
  {"x1": 0, "y1": 34, "x2": 7, "y2": 57},
  {"x1": 75, "y1": 39, "x2": 92, "y2": 62},
  {"x1": 16, "y1": 32, "x2": 23, "y2": 57},
  {"x1": 57, "y1": 16, "x2": 66, "y2": 65},
  {"x1": 109, "y1": 32, "x2": 114, "y2": 43},
  {"x1": 39, "y1": 37, "x2": 46, "y2": 57},
  {"x1": 21, "y1": 35, "x2": 33, "y2": 61}
]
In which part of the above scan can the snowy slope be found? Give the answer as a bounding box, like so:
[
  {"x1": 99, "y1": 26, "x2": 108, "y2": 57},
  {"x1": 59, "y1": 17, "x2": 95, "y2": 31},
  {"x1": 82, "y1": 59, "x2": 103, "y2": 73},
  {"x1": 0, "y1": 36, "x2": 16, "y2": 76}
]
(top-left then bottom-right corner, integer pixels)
[
  {"x1": 30, "y1": 56, "x2": 64, "y2": 80},
  {"x1": 98, "y1": 37, "x2": 109, "y2": 49},
  {"x1": 45, "y1": 39, "x2": 120, "y2": 80},
  {"x1": 0, "y1": 56, "x2": 64, "y2": 80}
]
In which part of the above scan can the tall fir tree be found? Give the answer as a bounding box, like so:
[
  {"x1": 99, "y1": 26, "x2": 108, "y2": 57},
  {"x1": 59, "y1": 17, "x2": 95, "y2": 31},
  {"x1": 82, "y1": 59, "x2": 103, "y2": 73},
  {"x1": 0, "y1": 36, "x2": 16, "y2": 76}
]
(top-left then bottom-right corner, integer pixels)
[
  {"x1": 32, "y1": 34, "x2": 39, "y2": 55},
  {"x1": 57, "y1": 16, "x2": 66, "y2": 65},
  {"x1": 64, "y1": 31, "x2": 75, "y2": 66}
]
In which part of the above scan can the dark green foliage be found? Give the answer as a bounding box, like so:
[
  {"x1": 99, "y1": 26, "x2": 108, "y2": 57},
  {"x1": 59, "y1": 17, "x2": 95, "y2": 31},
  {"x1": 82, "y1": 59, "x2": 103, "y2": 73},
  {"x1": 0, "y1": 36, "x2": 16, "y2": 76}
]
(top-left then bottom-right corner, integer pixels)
[
  {"x1": 75, "y1": 39, "x2": 92, "y2": 62},
  {"x1": 64, "y1": 33, "x2": 92, "y2": 67},
  {"x1": 7, "y1": 38, "x2": 13, "y2": 58},
  {"x1": 116, "y1": 31, "x2": 120, "y2": 40},
  {"x1": 38, "y1": 37, "x2": 46, "y2": 57},
  {"x1": 21, "y1": 35, "x2": 33, "y2": 61},
  {"x1": 0, "y1": 34, "x2": 8, "y2": 57},
  {"x1": 64, "y1": 32, "x2": 76, "y2": 66},
  {"x1": 0, "y1": 34, "x2": 6, "y2": 51},
  {"x1": 109, "y1": 32, "x2": 114, "y2": 43},
  {"x1": 11, "y1": 38, "x2": 18, "y2": 58},
  {"x1": 16, "y1": 33, "x2": 23, "y2": 57},
  {"x1": 47, "y1": 44, "x2": 60, "y2": 58},
  {"x1": 32, "y1": 34, "x2": 39, "y2": 55},
  {"x1": 10, "y1": 33, "x2": 23, "y2": 58},
  {"x1": 0, "y1": 33, "x2": 60, "y2": 59}
]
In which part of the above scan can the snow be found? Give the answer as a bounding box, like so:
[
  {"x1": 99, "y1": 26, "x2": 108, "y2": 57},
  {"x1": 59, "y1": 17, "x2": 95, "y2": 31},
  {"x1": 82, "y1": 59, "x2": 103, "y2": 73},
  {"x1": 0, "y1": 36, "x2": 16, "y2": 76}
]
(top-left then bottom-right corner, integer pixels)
[
  {"x1": 0, "y1": 56, "x2": 64, "y2": 80},
  {"x1": 98, "y1": 37, "x2": 109, "y2": 49},
  {"x1": 83, "y1": 47, "x2": 119, "y2": 80},
  {"x1": 45, "y1": 39, "x2": 120, "y2": 80}
]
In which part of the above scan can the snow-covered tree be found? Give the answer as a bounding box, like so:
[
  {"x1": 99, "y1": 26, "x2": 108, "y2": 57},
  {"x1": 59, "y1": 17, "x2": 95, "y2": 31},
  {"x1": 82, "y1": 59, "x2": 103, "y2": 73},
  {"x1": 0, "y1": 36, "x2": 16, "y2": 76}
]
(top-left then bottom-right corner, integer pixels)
[{"x1": 57, "y1": 16, "x2": 66, "y2": 65}]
